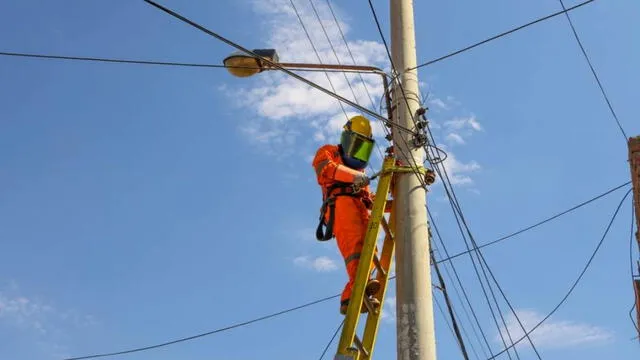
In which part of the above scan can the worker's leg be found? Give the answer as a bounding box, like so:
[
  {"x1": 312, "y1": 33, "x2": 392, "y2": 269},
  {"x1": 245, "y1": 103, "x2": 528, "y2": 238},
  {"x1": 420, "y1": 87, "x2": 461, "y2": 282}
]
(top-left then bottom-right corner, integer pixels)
[{"x1": 334, "y1": 198, "x2": 379, "y2": 314}]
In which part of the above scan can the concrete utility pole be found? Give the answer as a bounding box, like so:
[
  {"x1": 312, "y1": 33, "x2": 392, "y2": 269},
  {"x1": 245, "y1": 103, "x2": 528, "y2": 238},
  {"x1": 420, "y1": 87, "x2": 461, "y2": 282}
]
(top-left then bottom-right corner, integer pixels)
[
  {"x1": 390, "y1": 0, "x2": 437, "y2": 359},
  {"x1": 628, "y1": 136, "x2": 640, "y2": 339}
]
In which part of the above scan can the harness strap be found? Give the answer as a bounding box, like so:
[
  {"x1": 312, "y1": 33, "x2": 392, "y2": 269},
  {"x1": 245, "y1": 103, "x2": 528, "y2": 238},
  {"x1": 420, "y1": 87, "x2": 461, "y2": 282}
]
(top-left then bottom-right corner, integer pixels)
[{"x1": 315, "y1": 183, "x2": 361, "y2": 241}]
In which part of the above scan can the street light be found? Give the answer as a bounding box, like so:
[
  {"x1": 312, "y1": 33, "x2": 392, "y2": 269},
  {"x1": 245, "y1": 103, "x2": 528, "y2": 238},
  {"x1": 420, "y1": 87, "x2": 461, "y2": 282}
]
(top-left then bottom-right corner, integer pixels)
[
  {"x1": 222, "y1": 49, "x2": 279, "y2": 77},
  {"x1": 221, "y1": 48, "x2": 393, "y2": 121}
]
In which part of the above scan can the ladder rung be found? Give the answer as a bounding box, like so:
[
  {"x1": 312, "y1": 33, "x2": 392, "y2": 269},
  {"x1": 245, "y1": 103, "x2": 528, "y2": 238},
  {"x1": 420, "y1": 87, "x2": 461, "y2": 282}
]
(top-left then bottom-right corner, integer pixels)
[
  {"x1": 353, "y1": 335, "x2": 370, "y2": 358},
  {"x1": 381, "y1": 217, "x2": 393, "y2": 240},
  {"x1": 372, "y1": 255, "x2": 386, "y2": 277}
]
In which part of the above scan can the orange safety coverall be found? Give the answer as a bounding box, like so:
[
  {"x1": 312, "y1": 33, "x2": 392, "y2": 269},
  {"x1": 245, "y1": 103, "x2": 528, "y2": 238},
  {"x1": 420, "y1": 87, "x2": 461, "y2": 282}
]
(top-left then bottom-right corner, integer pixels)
[{"x1": 312, "y1": 144, "x2": 375, "y2": 308}]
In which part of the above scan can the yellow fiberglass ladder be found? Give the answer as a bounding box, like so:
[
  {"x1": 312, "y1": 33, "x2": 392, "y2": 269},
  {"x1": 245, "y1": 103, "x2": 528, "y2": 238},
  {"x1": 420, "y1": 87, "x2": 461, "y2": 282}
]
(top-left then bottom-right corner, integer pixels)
[{"x1": 333, "y1": 155, "x2": 435, "y2": 360}]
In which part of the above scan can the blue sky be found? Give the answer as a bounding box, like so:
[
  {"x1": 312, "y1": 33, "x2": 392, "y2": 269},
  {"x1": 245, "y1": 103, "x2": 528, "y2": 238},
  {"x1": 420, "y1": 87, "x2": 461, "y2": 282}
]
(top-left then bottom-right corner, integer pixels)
[{"x1": 1, "y1": 0, "x2": 639, "y2": 359}]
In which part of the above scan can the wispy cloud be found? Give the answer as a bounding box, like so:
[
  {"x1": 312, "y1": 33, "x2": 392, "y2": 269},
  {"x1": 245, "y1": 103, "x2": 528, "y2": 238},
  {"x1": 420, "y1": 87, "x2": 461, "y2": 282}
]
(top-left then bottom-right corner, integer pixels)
[
  {"x1": 381, "y1": 295, "x2": 396, "y2": 323},
  {"x1": 446, "y1": 132, "x2": 465, "y2": 145},
  {"x1": 497, "y1": 309, "x2": 614, "y2": 349},
  {"x1": 0, "y1": 282, "x2": 97, "y2": 359},
  {"x1": 293, "y1": 255, "x2": 339, "y2": 272}
]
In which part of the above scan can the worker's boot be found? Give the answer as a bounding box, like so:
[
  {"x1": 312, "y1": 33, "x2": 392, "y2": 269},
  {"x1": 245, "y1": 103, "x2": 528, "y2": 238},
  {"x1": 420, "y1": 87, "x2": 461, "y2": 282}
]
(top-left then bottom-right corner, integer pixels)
[
  {"x1": 339, "y1": 296, "x2": 381, "y2": 315},
  {"x1": 365, "y1": 279, "x2": 381, "y2": 297}
]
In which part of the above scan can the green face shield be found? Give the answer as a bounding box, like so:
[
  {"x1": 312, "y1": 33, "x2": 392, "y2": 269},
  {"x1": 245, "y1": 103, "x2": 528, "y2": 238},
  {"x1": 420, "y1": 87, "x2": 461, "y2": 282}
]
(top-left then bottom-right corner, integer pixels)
[{"x1": 341, "y1": 131, "x2": 375, "y2": 163}]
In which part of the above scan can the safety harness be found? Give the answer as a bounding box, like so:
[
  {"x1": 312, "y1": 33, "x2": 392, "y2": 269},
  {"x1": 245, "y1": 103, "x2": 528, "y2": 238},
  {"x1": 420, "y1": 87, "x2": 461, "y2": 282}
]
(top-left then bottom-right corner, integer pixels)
[{"x1": 315, "y1": 182, "x2": 367, "y2": 241}]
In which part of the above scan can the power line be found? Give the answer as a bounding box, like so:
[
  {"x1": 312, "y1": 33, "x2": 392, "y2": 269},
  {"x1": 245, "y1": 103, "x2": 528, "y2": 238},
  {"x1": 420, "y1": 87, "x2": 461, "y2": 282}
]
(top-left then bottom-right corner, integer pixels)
[
  {"x1": 62, "y1": 179, "x2": 626, "y2": 359},
  {"x1": 410, "y1": 0, "x2": 597, "y2": 70},
  {"x1": 0, "y1": 50, "x2": 385, "y2": 74},
  {"x1": 324, "y1": 0, "x2": 377, "y2": 110},
  {"x1": 289, "y1": 0, "x2": 349, "y2": 121},
  {"x1": 317, "y1": 320, "x2": 344, "y2": 360},
  {"x1": 301, "y1": 0, "x2": 386, "y2": 163},
  {"x1": 431, "y1": 248, "x2": 470, "y2": 360},
  {"x1": 423, "y1": 125, "x2": 540, "y2": 359},
  {"x1": 438, "y1": 181, "x2": 631, "y2": 263},
  {"x1": 430, "y1": 211, "x2": 497, "y2": 358},
  {"x1": 62, "y1": 294, "x2": 339, "y2": 360},
  {"x1": 307, "y1": 0, "x2": 360, "y2": 104},
  {"x1": 488, "y1": 188, "x2": 633, "y2": 359},
  {"x1": 141, "y1": 0, "x2": 417, "y2": 135},
  {"x1": 556, "y1": 0, "x2": 628, "y2": 142},
  {"x1": 434, "y1": 244, "x2": 491, "y2": 359}
]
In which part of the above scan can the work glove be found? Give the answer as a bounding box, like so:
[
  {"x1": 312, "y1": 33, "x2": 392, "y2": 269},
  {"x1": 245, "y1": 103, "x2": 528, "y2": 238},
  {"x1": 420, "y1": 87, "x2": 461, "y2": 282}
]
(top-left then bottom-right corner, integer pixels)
[{"x1": 353, "y1": 173, "x2": 370, "y2": 188}]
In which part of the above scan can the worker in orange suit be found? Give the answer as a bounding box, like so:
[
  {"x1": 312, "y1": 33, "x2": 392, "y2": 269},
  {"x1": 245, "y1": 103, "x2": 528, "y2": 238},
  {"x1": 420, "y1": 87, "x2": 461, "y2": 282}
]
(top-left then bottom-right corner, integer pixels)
[{"x1": 312, "y1": 115, "x2": 383, "y2": 315}]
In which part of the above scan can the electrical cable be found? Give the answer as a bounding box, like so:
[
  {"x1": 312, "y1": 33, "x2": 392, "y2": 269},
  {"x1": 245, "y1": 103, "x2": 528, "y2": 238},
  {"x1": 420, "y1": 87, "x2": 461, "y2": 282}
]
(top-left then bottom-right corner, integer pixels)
[
  {"x1": 488, "y1": 188, "x2": 633, "y2": 359},
  {"x1": 422, "y1": 125, "x2": 536, "y2": 359},
  {"x1": 303, "y1": 0, "x2": 386, "y2": 163},
  {"x1": 0, "y1": 51, "x2": 383, "y2": 74},
  {"x1": 409, "y1": 0, "x2": 597, "y2": 70},
  {"x1": 429, "y1": 211, "x2": 497, "y2": 358},
  {"x1": 436, "y1": 245, "x2": 491, "y2": 359},
  {"x1": 431, "y1": 248, "x2": 471, "y2": 360},
  {"x1": 62, "y1": 179, "x2": 626, "y2": 360},
  {"x1": 142, "y1": 0, "x2": 416, "y2": 135},
  {"x1": 325, "y1": 0, "x2": 377, "y2": 109},
  {"x1": 556, "y1": 0, "x2": 628, "y2": 142},
  {"x1": 289, "y1": 0, "x2": 383, "y2": 173},
  {"x1": 317, "y1": 319, "x2": 344, "y2": 360},
  {"x1": 307, "y1": 0, "x2": 360, "y2": 105},
  {"x1": 62, "y1": 294, "x2": 339, "y2": 360},
  {"x1": 289, "y1": 0, "x2": 349, "y2": 121},
  {"x1": 438, "y1": 181, "x2": 631, "y2": 263}
]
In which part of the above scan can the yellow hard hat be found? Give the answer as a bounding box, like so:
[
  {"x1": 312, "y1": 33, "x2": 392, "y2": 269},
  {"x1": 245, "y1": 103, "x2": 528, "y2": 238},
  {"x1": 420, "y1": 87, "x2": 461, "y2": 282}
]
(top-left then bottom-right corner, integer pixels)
[
  {"x1": 340, "y1": 115, "x2": 375, "y2": 170},
  {"x1": 344, "y1": 115, "x2": 372, "y2": 138}
]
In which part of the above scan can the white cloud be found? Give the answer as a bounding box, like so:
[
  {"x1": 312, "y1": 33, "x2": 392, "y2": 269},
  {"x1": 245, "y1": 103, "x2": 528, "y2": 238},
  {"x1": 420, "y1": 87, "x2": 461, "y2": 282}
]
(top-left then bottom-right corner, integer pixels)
[
  {"x1": 381, "y1": 296, "x2": 396, "y2": 323},
  {"x1": 440, "y1": 150, "x2": 481, "y2": 186},
  {"x1": 0, "y1": 282, "x2": 97, "y2": 358},
  {"x1": 428, "y1": 98, "x2": 449, "y2": 111},
  {"x1": 445, "y1": 132, "x2": 465, "y2": 145},
  {"x1": 294, "y1": 255, "x2": 339, "y2": 272},
  {"x1": 497, "y1": 309, "x2": 614, "y2": 349},
  {"x1": 444, "y1": 115, "x2": 483, "y2": 132}
]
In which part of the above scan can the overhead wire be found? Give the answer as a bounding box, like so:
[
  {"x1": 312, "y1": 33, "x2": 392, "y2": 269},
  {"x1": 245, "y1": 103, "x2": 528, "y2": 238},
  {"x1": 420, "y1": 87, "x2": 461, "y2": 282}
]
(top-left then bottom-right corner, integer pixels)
[
  {"x1": 321, "y1": 0, "x2": 388, "y2": 164},
  {"x1": 431, "y1": 247, "x2": 471, "y2": 360},
  {"x1": 324, "y1": 0, "x2": 377, "y2": 109},
  {"x1": 62, "y1": 294, "x2": 339, "y2": 360},
  {"x1": 289, "y1": 0, "x2": 349, "y2": 121},
  {"x1": 307, "y1": 0, "x2": 360, "y2": 106},
  {"x1": 303, "y1": 0, "x2": 386, "y2": 164},
  {"x1": 61, "y1": 179, "x2": 627, "y2": 360},
  {"x1": 435, "y1": 243, "x2": 491, "y2": 359},
  {"x1": 288, "y1": 0, "x2": 382, "y2": 174},
  {"x1": 556, "y1": 0, "x2": 628, "y2": 142},
  {"x1": 142, "y1": 0, "x2": 416, "y2": 135},
  {"x1": 488, "y1": 188, "x2": 632, "y2": 359},
  {"x1": 409, "y1": 0, "x2": 597, "y2": 70},
  {"x1": 0, "y1": 50, "x2": 383, "y2": 74},
  {"x1": 438, "y1": 181, "x2": 631, "y2": 263},
  {"x1": 433, "y1": 294, "x2": 470, "y2": 359},
  {"x1": 423, "y1": 124, "x2": 540, "y2": 359},
  {"x1": 317, "y1": 320, "x2": 344, "y2": 360},
  {"x1": 429, "y1": 211, "x2": 497, "y2": 358}
]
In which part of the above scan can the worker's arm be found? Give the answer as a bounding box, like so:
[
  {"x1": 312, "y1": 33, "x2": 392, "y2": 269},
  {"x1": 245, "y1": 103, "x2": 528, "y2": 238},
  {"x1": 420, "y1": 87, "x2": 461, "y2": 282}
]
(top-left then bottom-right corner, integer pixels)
[{"x1": 313, "y1": 146, "x2": 368, "y2": 184}]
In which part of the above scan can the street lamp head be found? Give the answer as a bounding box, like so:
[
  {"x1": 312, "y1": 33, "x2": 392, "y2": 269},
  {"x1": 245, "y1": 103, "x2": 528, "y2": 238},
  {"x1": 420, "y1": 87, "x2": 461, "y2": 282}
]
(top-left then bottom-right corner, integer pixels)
[{"x1": 222, "y1": 49, "x2": 279, "y2": 78}]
